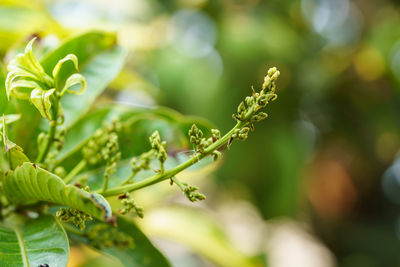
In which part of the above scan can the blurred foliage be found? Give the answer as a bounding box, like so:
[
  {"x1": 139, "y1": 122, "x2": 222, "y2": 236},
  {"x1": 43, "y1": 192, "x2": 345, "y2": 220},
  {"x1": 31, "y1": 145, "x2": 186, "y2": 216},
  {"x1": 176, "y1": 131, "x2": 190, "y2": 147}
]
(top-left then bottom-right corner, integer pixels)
[{"x1": 3, "y1": 0, "x2": 400, "y2": 266}]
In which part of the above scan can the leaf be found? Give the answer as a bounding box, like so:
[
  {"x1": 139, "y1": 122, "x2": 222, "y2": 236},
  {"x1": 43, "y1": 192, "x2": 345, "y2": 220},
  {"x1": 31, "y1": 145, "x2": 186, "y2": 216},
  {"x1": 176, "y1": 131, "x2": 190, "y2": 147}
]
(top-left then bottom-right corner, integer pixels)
[
  {"x1": 0, "y1": 114, "x2": 21, "y2": 129},
  {"x1": 0, "y1": 214, "x2": 69, "y2": 267},
  {"x1": 140, "y1": 206, "x2": 261, "y2": 267},
  {"x1": 68, "y1": 216, "x2": 170, "y2": 267},
  {"x1": 3, "y1": 139, "x2": 30, "y2": 170},
  {"x1": 30, "y1": 88, "x2": 55, "y2": 120},
  {"x1": 40, "y1": 31, "x2": 127, "y2": 126},
  {"x1": 6, "y1": 37, "x2": 53, "y2": 100},
  {"x1": 61, "y1": 73, "x2": 86, "y2": 95},
  {"x1": 0, "y1": 5, "x2": 58, "y2": 52},
  {"x1": 3, "y1": 162, "x2": 112, "y2": 222},
  {"x1": 52, "y1": 54, "x2": 79, "y2": 90},
  {"x1": 2, "y1": 116, "x2": 30, "y2": 170},
  {"x1": 0, "y1": 66, "x2": 7, "y2": 114}
]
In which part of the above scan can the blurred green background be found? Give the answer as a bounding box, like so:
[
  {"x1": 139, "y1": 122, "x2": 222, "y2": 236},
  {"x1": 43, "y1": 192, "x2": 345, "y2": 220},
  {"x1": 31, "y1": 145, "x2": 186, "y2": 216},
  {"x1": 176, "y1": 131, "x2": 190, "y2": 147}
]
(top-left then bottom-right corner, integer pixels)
[{"x1": 3, "y1": 0, "x2": 400, "y2": 266}]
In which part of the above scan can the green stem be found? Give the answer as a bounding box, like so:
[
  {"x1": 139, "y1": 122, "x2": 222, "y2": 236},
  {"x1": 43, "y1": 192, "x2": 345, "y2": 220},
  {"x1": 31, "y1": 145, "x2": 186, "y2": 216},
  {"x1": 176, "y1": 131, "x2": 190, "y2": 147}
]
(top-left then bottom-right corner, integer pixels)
[
  {"x1": 171, "y1": 176, "x2": 185, "y2": 191},
  {"x1": 64, "y1": 160, "x2": 87, "y2": 184},
  {"x1": 99, "y1": 114, "x2": 251, "y2": 197},
  {"x1": 36, "y1": 121, "x2": 57, "y2": 163},
  {"x1": 119, "y1": 172, "x2": 136, "y2": 186},
  {"x1": 36, "y1": 96, "x2": 60, "y2": 163},
  {"x1": 102, "y1": 173, "x2": 110, "y2": 193}
]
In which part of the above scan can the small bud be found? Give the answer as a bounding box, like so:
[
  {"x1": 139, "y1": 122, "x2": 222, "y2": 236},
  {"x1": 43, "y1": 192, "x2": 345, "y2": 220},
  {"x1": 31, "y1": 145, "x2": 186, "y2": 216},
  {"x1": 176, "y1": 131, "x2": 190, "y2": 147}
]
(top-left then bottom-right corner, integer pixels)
[
  {"x1": 251, "y1": 112, "x2": 268, "y2": 123},
  {"x1": 212, "y1": 150, "x2": 222, "y2": 161},
  {"x1": 237, "y1": 101, "x2": 246, "y2": 114},
  {"x1": 211, "y1": 129, "x2": 221, "y2": 141}
]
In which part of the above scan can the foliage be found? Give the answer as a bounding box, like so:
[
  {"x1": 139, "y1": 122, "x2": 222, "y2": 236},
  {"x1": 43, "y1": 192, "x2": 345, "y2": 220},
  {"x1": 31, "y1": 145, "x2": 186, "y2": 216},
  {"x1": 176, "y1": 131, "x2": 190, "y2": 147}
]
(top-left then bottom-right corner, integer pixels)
[{"x1": 0, "y1": 30, "x2": 279, "y2": 266}]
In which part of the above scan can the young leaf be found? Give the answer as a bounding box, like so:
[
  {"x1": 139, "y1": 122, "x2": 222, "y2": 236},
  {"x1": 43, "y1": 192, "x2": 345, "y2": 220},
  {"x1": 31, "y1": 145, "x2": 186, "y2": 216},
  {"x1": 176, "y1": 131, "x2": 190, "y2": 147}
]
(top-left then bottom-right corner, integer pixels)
[
  {"x1": 52, "y1": 54, "x2": 79, "y2": 90},
  {"x1": 3, "y1": 138, "x2": 30, "y2": 170},
  {"x1": 0, "y1": 114, "x2": 21, "y2": 129},
  {"x1": 30, "y1": 88, "x2": 56, "y2": 120},
  {"x1": 3, "y1": 162, "x2": 112, "y2": 221},
  {"x1": 68, "y1": 216, "x2": 171, "y2": 267},
  {"x1": 2, "y1": 117, "x2": 30, "y2": 170},
  {"x1": 40, "y1": 31, "x2": 127, "y2": 126},
  {"x1": 0, "y1": 214, "x2": 69, "y2": 267}
]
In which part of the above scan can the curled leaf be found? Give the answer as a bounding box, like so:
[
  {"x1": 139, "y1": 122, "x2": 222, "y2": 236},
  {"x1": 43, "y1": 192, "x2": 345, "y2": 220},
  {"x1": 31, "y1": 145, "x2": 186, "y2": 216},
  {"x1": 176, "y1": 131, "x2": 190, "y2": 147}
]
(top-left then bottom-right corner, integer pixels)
[
  {"x1": 52, "y1": 54, "x2": 79, "y2": 90},
  {"x1": 61, "y1": 73, "x2": 86, "y2": 95},
  {"x1": 5, "y1": 37, "x2": 53, "y2": 100},
  {"x1": 30, "y1": 88, "x2": 56, "y2": 120}
]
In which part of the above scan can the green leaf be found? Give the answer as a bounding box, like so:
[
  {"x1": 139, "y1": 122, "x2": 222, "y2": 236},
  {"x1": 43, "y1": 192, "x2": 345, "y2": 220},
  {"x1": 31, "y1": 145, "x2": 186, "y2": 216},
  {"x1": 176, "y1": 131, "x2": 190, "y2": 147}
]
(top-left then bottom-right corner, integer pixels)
[
  {"x1": 5, "y1": 37, "x2": 53, "y2": 100},
  {"x1": 3, "y1": 162, "x2": 112, "y2": 222},
  {"x1": 68, "y1": 216, "x2": 170, "y2": 267},
  {"x1": 60, "y1": 73, "x2": 86, "y2": 96},
  {"x1": 2, "y1": 117, "x2": 30, "y2": 170},
  {"x1": 3, "y1": 139, "x2": 30, "y2": 170},
  {"x1": 141, "y1": 206, "x2": 261, "y2": 267},
  {"x1": 30, "y1": 88, "x2": 55, "y2": 120},
  {"x1": 0, "y1": 114, "x2": 21, "y2": 129},
  {"x1": 40, "y1": 31, "x2": 127, "y2": 126},
  {"x1": 0, "y1": 214, "x2": 69, "y2": 267},
  {"x1": 0, "y1": 66, "x2": 7, "y2": 114},
  {"x1": 52, "y1": 54, "x2": 79, "y2": 90}
]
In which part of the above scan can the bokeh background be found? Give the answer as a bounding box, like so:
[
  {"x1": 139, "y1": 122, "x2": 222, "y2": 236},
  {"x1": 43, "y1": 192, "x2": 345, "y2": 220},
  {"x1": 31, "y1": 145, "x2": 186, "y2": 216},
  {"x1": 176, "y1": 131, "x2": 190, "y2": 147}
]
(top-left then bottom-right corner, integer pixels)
[{"x1": 3, "y1": 0, "x2": 400, "y2": 266}]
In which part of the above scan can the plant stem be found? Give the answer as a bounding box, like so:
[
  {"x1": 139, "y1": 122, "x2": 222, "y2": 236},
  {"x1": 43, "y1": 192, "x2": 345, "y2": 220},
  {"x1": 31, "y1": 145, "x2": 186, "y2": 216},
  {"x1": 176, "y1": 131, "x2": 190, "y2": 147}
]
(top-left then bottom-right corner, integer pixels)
[
  {"x1": 36, "y1": 96, "x2": 60, "y2": 163},
  {"x1": 64, "y1": 160, "x2": 87, "y2": 184},
  {"x1": 36, "y1": 121, "x2": 57, "y2": 163},
  {"x1": 119, "y1": 172, "x2": 136, "y2": 186},
  {"x1": 100, "y1": 119, "x2": 248, "y2": 197},
  {"x1": 102, "y1": 173, "x2": 110, "y2": 193}
]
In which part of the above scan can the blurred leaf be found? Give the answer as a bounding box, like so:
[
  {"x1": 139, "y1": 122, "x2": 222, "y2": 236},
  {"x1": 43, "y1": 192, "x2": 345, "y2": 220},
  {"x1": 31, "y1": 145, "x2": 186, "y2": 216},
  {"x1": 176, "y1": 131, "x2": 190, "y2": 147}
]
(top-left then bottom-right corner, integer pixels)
[
  {"x1": 3, "y1": 162, "x2": 112, "y2": 221},
  {"x1": 0, "y1": 5, "x2": 58, "y2": 52},
  {"x1": 1, "y1": 116, "x2": 29, "y2": 170},
  {"x1": 0, "y1": 114, "x2": 21, "y2": 129},
  {"x1": 40, "y1": 31, "x2": 127, "y2": 126},
  {"x1": 0, "y1": 67, "x2": 7, "y2": 114},
  {"x1": 68, "y1": 216, "x2": 171, "y2": 267},
  {"x1": 140, "y1": 206, "x2": 260, "y2": 267},
  {"x1": 0, "y1": 214, "x2": 69, "y2": 267}
]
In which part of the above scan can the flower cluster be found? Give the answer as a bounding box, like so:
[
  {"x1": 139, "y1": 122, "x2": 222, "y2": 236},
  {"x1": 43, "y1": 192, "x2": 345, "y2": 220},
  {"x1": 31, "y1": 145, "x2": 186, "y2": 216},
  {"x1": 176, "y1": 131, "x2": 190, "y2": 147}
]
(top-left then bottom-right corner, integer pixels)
[
  {"x1": 82, "y1": 119, "x2": 121, "y2": 166},
  {"x1": 189, "y1": 124, "x2": 221, "y2": 154},
  {"x1": 171, "y1": 177, "x2": 206, "y2": 202},
  {"x1": 56, "y1": 208, "x2": 93, "y2": 230},
  {"x1": 118, "y1": 192, "x2": 144, "y2": 218},
  {"x1": 86, "y1": 224, "x2": 134, "y2": 250},
  {"x1": 149, "y1": 131, "x2": 167, "y2": 172}
]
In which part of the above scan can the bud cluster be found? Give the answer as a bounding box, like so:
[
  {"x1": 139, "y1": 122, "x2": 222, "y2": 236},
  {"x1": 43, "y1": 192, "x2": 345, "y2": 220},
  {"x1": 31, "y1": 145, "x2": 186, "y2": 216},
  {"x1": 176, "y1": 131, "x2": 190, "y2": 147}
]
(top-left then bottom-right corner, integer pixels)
[
  {"x1": 56, "y1": 207, "x2": 93, "y2": 230},
  {"x1": 189, "y1": 124, "x2": 220, "y2": 153},
  {"x1": 82, "y1": 119, "x2": 121, "y2": 166},
  {"x1": 231, "y1": 127, "x2": 250, "y2": 141},
  {"x1": 86, "y1": 224, "x2": 134, "y2": 250},
  {"x1": 130, "y1": 150, "x2": 153, "y2": 174},
  {"x1": 171, "y1": 177, "x2": 206, "y2": 202},
  {"x1": 118, "y1": 192, "x2": 144, "y2": 218},
  {"x1": 149, "y1": 131, "x2": 167, "y2": 171},
  {"x1": 183, "y1": 185, "x2": 206, "y2": 202}
]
